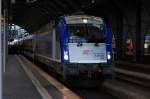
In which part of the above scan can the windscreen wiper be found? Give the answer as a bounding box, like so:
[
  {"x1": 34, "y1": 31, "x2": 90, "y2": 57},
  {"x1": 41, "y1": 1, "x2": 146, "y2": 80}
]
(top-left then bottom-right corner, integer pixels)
[
  {"x1": 95, "y1": 42, "x2": 99, "y2": 46},
  {"x1": 77, "y1": 42, "x2": 83, "y2": 47}
]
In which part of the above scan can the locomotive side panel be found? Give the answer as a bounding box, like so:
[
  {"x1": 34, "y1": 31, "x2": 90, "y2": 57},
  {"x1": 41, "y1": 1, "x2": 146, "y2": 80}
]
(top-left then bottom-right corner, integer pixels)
[{"x1": 55, "y1": 29, "x2": 61, "y2": 62}]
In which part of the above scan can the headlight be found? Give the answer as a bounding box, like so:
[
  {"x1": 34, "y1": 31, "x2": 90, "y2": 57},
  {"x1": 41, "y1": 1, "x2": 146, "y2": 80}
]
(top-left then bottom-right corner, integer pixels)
[
  {"x1": 107, "y1": 54, "x2": 111, "y2": 60},
  {"x1": 107, "y1": 52, "x2": 111, "y2": 60},
  {"x1": 64, "y1": 54, "x2": 69, "y2": 60},
  {"x1": 64, "y1": 51, "x2": 69, "y2": 60},
  {"x1": 83, "y1": 18, "x2": 88, "y2": 23}
]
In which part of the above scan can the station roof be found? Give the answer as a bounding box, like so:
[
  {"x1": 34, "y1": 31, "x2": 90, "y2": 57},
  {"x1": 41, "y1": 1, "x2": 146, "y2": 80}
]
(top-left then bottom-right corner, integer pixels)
[{"x1": 3, "y1": 0, "x2": 150, "y2": 33}]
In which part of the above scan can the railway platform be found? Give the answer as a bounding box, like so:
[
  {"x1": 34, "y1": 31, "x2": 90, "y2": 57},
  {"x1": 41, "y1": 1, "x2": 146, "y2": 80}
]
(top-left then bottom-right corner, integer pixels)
[
  {"x1": 3, "y1": 55, "x2": 43, "y2": 99},
  {"x1": 3, "y1": 55, "x2": 81, "y2": 99}
]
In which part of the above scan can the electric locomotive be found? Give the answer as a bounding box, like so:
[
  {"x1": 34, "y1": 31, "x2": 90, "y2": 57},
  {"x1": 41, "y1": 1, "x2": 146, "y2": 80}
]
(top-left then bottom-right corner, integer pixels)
[{"x1": 23, "y1": 15, "x2": 112, "y2": 86}]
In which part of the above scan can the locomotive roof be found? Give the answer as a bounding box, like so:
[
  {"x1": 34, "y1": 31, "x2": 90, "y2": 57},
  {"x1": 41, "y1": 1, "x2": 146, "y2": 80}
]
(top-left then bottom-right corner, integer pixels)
[{"x1": 64, "y1": 15, "x2": 103, "y2": 24}]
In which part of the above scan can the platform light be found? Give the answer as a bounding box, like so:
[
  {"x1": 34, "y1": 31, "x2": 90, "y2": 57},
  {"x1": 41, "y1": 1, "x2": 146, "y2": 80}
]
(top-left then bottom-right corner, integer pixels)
[
  {"x1": 11, "y1": 0, "x2": 16, "y2": 4},
  {"x1": 144, "y1": 43, "x2": 148, "y2": 49},
  {"x1": 91, "y1": 0, "x2": 95, "y2": 4},
  {"x1": 83, "y1": 18, "x2": 88, "y2": 23},
  {"x1": 27, "y1": 0, "x2": 37, "y2": 3},
  {"x1": 144, "y1": 40, "x2": 149, "y2": 49},
  {"x1": 13, "y1": 39, "x2": 18, "y2": 42}
]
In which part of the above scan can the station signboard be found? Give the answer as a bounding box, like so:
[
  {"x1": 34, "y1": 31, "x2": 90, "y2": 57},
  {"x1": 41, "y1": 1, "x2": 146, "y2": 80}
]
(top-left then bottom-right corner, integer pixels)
[{"x1": 145, "y1": 35, "x2": 150, "y2": 40}]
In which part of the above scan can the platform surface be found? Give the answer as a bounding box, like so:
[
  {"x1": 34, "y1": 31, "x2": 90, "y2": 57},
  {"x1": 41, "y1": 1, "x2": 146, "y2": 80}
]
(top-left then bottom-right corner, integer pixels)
[{"x1": 3, "y1": 55, "x2": 43, "y2": 99}]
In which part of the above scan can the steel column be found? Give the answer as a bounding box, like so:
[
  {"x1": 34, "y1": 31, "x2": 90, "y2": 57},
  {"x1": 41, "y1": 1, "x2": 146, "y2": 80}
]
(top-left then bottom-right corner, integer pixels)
[
  {"x1": 116, "y1": 14, "x2": 123, "y2": 60},
  {"x1": 135, "y1": 2, "x2": 144, "y2": 62},
  {"x1": 0, "y1": 0, "x2": 3, "y2": 98}
]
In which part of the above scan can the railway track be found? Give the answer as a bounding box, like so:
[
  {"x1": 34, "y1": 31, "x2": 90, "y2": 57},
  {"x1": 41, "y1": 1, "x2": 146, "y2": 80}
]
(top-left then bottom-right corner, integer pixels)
[
  {"x1": 70, "y1": 87, "x2": 117, "y2": 99},
  {"x1": 115, "y1": 61, "x2": 150, "y2": 88},
  {"x1": 102, "y1": 61, "x2": 150, "y2": 99}
]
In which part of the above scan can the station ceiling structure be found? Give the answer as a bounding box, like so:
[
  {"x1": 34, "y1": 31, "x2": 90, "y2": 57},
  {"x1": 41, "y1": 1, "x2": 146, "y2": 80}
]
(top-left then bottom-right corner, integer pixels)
[
  {"x1": 3, "y1": 0, "x2": 150, "y2": 33},
  {"x1": 2, "y1": 0, "x2": 150, "y2": 62}
]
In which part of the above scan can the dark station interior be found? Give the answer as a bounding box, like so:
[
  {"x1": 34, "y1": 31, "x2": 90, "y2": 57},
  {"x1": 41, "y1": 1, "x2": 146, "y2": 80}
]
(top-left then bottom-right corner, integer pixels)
[{"x1": 1, "y1": 0, "x2": 150, "y2": 99}]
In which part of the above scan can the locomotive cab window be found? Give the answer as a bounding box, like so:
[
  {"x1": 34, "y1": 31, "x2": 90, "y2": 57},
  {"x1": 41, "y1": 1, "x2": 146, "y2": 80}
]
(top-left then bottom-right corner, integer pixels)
[{"x1": 67, "y1": 23, "x2": 105, "y2": 43}]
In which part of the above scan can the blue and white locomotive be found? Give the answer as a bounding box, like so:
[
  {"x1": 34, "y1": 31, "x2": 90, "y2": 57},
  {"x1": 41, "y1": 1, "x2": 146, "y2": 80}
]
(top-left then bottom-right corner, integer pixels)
[{"x1": 23, "y1": 15, "x2": 112, "y2": 85}]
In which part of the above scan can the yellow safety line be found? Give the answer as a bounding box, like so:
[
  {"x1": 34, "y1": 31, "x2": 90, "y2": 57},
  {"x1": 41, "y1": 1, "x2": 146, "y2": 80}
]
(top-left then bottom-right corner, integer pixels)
[
  {"x1": 16, "y1": 55, "x2": 53, "y2": 99},
  {"x1": 20, "y1": 55, "x2": 81, "y2": 99}
]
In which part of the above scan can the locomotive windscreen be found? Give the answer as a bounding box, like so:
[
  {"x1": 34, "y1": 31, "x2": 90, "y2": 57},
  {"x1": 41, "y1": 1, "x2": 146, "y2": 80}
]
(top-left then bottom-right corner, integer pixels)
[{"x1": 67, "y1": 23, "x2": 105, "y2": 43}]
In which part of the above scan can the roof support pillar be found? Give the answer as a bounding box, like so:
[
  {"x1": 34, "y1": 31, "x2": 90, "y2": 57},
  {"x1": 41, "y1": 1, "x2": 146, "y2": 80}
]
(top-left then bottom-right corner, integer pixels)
[
  {"x1": 115, "y1": 13, "x2": 123, "y2": 60},
  {"x1": 0, "y1": 0, "x2": 3, "y2": 98},
  {"x1": 135, "y1": 2, "x2": 144, "y2": 62}
]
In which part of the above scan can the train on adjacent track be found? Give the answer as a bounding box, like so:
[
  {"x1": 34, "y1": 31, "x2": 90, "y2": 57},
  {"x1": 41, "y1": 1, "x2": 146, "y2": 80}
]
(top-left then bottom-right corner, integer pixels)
[{"x1": 23, "y1": 15, "x2": 113, "y2": 86}]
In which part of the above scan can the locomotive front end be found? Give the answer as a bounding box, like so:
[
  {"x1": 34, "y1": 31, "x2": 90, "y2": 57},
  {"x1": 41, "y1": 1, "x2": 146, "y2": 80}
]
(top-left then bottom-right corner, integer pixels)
[
  {"x1": 62, "y1": 15, "x2": 112, "y2": 64},
  {"x1": 58, "y1": 15, "x2": 112, "y2": 85}
]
